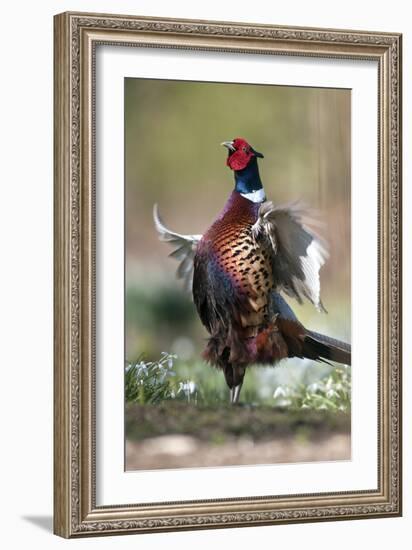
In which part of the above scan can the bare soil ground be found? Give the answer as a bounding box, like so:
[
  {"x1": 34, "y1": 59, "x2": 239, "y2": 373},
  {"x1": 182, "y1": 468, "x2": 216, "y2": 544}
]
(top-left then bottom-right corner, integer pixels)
[{"x1": 125, "y1": 402, "x2": 351, "y2": 470}]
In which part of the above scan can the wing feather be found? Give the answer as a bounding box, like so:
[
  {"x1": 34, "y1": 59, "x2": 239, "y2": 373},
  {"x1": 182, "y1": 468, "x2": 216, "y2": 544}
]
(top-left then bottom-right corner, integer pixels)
[
  {"x1": 153, "y1": 204, "x2": 202, "y2": 292},
  {"x1": 252, "y1": 201, "x2": 329, "y2": 311}
]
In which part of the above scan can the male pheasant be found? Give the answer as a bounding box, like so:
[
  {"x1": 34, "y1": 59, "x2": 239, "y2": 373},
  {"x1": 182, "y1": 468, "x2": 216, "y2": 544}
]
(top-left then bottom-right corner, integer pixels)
[{"x1": 154, "y1": 137, "x2": 351, "y2": 403}]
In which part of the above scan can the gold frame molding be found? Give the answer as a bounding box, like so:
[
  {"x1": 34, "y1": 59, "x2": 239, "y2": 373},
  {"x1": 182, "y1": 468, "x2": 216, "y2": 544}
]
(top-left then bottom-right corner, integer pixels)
[{"x1": 53, "y1": 11, "x2": 402, "y2": 538}]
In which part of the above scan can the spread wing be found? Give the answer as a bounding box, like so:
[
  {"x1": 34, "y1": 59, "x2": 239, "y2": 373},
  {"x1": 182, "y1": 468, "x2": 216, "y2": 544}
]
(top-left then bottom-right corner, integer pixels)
[
  {"x1": 252, "y1": 201, "x2": 329, "y2": 311},
  {"x1": 153, "y1": 204, "x2": 202, "y2": 292}
]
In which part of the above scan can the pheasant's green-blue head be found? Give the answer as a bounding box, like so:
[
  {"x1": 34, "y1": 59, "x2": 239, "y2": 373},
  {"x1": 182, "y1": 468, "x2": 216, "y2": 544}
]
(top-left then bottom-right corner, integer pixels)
[{"x1": 221, "y1": 138, "x2": 264, "y2": 171}]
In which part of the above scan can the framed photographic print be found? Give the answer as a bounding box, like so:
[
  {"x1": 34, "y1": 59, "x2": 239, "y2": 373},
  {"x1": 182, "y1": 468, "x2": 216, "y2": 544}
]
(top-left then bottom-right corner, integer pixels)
[{"x1": 53, "y1": 12, "x2": 402, "y2": 538}]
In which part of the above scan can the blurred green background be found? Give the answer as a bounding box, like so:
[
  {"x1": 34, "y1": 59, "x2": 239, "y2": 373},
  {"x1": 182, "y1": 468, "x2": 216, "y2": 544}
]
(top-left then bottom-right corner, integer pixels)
[{"x1": 125, "y1": 78, "x2": 351, "y2": 404}]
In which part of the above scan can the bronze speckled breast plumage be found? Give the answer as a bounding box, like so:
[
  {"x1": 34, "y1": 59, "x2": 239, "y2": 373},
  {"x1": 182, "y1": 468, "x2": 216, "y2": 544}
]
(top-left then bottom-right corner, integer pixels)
[{"x1": 202, "y1": 193, "x2": 274, "y2": 337}]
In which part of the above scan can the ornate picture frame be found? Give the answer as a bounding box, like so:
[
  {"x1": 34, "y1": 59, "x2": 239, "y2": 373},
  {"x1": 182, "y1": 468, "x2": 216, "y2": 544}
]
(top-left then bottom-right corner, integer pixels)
[{"x1": 53, "y1": 11, "x2": 402, "y2": 538}]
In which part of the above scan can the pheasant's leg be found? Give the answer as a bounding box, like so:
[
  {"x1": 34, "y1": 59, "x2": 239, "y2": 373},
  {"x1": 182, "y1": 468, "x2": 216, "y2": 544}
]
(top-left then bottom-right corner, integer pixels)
[
  {"x1": 224, "y1": 364, "x2": 245, "y2": 404},
  {"x1": 230, "y1": 366, "x2": 246, "y2": 404},
  {"x1": 232, "y1": 383, "x2": 243, "y2": 404}
]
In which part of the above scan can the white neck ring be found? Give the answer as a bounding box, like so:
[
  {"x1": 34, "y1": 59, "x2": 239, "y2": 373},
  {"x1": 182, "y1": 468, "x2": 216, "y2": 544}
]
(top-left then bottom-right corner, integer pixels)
[{"x1": 240, "y1": 188, "x2": 266, "y2": 203}]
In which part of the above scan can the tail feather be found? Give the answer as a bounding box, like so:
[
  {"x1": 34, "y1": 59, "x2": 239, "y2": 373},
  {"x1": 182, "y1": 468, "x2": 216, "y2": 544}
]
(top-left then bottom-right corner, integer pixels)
[{"x1": 303, "y1": 330, "x2": 351, "y2": 366}]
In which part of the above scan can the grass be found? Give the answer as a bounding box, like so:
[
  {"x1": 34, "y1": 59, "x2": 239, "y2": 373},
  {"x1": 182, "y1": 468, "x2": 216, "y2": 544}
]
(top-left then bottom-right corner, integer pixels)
[
  {"x1": 125, "y1": 353, "x2": 180, "y2": 405},
  {"x1": 125, "y1": 353, "x2": 351, "y2": 411}
]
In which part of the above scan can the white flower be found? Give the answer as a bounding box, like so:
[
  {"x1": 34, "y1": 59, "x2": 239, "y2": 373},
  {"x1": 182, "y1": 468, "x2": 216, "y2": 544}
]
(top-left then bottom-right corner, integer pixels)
[
  {"x1": 275, "y1": 398, "x2": 292, "y2": 407},
  {"x1": 159, "y1": 352, "x2": 177, "y2": 370},
  {"x1": 136, "y1": 363, "x2": 149, "y2": 377},
  {"x1": 273, "y1": 386, "x2": 287, "y2": 399},
  {"x1": 179, "y1": 381, "x2": 196, "y2": 395},
  {"x1": 178, "y1": 380, "x2": 197, "y2": 401}
]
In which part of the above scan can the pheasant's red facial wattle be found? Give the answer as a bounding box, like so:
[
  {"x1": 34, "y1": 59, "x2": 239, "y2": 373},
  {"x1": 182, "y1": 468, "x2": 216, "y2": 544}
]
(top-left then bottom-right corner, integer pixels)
[{"x1": 226, "y1": 138, "x2": 255, "y2": 171}]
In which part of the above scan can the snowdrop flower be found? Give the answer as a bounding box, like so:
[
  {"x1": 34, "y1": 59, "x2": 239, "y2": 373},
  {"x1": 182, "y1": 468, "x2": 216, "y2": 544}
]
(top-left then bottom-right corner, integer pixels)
[
  {"x1": 179, "y1": 381, "x2": 197, "y2": 394},
  {"x1": 307, "y1": 382, "x2": 320, "y2": 393},
  {"x1": 178, "y1": 380, "x2": 197, "y2": 402},
  {"x1": 273, "y1": 386, "x2": 287, "y2": 399},
  {"x1": 159, "y1": 352, "x2": 177, "y2": 369},
  {"x1": 273, "y1": 386, "x2": 293, "y2": 406},
  {"x1": 136, "y1": 363, "x2": 149, "y2": 377}
]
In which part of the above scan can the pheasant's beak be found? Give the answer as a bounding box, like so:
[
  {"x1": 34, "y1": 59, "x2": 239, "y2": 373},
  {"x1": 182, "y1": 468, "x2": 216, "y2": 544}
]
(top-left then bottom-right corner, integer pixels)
[{"x1": 221, "y1": 140, "x2": 236, "y2": 152}]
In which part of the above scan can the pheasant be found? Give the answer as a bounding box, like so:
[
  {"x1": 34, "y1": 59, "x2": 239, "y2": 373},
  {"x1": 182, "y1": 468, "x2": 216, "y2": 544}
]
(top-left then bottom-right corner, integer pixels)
[{"x1": 154, "y1": 137, "x2": 351, "y2": 403}]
